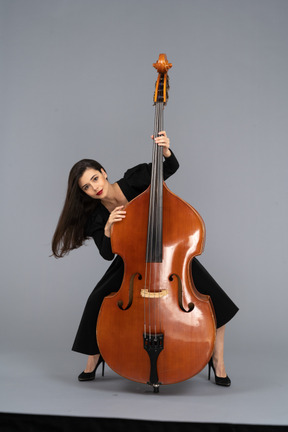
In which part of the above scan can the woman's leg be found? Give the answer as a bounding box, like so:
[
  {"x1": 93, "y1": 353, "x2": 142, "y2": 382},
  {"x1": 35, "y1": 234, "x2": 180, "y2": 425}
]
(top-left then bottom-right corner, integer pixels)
[
  {"x1": 84, "y1": 354, "x2": 100, "y2": 373},
  {"x1": 212, "y1": 325, "x2": 227, "y2": 377},
  {"x1": 72, "y1": 257, "x2": 125, "y2": 357},
  {"x1": 191, "y1": 258, "x2": 238, "y2": 379}
]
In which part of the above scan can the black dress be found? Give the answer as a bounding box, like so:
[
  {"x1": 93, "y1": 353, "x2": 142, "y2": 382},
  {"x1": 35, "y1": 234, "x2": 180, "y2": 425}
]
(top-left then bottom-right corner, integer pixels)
[{"x1": 72, "y1": 152, "x2": 238, "y2": 355}]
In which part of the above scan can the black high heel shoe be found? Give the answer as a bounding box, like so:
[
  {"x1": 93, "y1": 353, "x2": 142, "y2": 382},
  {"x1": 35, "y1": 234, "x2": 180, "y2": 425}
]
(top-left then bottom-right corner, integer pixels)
[
  {"x1": 78, "y1": 355, "x2": 105, "y2": 381},
  {"x1": 208, "y1": 358, "x2": 231, "y2": 387}
]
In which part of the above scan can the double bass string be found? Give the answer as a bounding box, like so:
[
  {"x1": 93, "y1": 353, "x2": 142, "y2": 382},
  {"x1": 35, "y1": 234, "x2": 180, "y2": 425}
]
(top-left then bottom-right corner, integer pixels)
[
  {"x1": 155, "y1": 103, "x2": 164, "y2": 338},
  {"x1": 144, "y1": 102, "x2": 164, "y2": 339},
  {"x1": 143, "y1": 124, "x2": 155, "y2": 338},
  {"x1": 144, "y1": 104, "x2": 157, "y2": 338}
]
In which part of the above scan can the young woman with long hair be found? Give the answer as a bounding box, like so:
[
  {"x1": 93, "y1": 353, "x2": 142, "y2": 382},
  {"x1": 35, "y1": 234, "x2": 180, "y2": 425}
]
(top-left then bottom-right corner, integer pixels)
[{"x1": 52, "y1": 131, "x2": 238, "y2": 385}]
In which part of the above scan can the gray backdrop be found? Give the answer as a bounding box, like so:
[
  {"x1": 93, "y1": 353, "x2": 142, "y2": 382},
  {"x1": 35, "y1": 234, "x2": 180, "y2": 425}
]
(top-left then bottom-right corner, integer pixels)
[{"x1": 1, "y1": 0, "x2": 287, "y2": 374}]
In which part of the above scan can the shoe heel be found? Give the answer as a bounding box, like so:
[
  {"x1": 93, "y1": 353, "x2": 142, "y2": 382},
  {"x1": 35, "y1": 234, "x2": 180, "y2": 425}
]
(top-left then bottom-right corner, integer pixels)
[
  {"x1": 208, "y1": 359, "x2": 212, "y2": 381},
  {"x1": 95, "y1": 355, "x2": 105, "y2": 377}
]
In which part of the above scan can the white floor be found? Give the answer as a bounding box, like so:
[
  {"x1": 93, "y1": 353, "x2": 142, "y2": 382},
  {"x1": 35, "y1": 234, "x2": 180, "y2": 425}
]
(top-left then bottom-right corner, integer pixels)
[{"x1": 0, "y1": 348, "x2": 287, "y2": 426}]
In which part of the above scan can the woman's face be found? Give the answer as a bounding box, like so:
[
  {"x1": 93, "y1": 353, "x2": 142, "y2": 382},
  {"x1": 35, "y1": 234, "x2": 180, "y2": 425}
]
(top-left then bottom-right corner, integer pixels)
[{"x1": 78, "y1": 168, "x2": 108, "y2": 199}]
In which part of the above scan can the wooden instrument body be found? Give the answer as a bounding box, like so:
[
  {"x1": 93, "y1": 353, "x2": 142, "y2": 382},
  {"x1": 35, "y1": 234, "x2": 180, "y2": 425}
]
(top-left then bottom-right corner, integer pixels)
[{"x1": 96, "y1": 183, "x2": 216, "y2": 385}]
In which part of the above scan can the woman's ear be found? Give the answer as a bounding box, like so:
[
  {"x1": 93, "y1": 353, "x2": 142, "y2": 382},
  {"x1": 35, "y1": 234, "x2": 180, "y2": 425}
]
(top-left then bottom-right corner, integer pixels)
[{"x1": 101, "y1": 168, "x2": 108, "y2": 179}]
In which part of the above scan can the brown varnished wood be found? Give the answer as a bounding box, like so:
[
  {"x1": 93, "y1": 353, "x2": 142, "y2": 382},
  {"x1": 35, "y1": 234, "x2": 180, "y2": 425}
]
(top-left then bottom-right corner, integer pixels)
[
  {"x1": 153, "y1": 54, "x2": 172, "y2": 104},
  {"x1": 96, "y1": 54, "x2": 216, "y2": 386},
  {"x1": 97, "y1": 184, "x2": 216, "y2": 384}
]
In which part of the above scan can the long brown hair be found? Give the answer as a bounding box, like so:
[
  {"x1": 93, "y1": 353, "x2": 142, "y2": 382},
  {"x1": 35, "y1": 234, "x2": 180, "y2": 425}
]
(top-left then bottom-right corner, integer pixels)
[{"x1": 52, "y1": 159, "x2": 106, "y2": 258}]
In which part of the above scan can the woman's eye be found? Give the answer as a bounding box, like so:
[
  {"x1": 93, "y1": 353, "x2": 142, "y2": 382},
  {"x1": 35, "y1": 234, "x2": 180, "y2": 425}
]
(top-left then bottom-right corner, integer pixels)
[
  {"x1": 84, "y1": 185, "x2": 89, "y2": 191},
  {"x1": 93, "y1": 176, "x2": 98, "y2": 181}
]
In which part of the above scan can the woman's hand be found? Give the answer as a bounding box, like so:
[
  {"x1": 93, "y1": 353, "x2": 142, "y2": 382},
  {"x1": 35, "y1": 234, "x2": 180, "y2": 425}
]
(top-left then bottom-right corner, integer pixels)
[
  {"x1": 151, "y1": 130, "x2": 171, "y2": 158},
  {"x1": 104, "y1": 206, "x2": 126, "y2": 237}
]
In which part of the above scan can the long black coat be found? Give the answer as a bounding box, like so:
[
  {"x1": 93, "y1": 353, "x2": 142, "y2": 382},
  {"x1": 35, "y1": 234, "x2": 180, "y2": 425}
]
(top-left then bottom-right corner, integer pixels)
[{"x1": 72, "y1": 153, "x2": 238, "y2": 355}]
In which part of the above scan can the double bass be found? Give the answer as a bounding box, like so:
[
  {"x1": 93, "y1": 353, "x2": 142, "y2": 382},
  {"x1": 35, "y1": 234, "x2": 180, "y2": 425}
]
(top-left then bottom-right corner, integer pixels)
[{"x1": 97, "y1": 54, "x2": 216, "y2": 392}]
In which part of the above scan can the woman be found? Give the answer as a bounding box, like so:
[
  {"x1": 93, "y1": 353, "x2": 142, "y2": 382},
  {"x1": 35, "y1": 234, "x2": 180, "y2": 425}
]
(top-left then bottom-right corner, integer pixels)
[{"x1": 52, "y1": 131, "x2": 238, "y2": 386}]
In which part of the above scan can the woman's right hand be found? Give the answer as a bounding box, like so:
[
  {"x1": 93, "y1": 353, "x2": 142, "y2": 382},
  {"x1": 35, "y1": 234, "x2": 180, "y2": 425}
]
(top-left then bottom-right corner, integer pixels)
[{"x1": 104, "y1": 206, "x2": 126, "y2": 237}]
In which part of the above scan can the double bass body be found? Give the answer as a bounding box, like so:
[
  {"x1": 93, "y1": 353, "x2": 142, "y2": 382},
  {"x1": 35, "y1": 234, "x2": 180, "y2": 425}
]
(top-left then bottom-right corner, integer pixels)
[{"x1": 97, "y1": 185, "x2": 216, "y2": 386}]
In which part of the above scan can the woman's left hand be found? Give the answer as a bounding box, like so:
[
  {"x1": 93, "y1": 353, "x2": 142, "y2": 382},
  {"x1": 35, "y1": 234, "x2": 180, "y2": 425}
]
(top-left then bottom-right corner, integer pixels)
[{"x1": 151, "y1": 130, "x2": 171, "y2": 158}]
